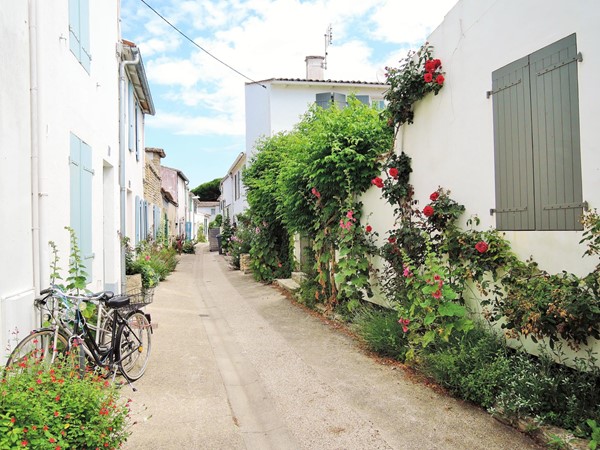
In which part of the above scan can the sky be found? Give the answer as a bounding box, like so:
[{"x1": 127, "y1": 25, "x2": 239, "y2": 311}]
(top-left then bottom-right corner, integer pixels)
[{"x1": 120, "y1": 0, "x2": 458, "y2": 189}]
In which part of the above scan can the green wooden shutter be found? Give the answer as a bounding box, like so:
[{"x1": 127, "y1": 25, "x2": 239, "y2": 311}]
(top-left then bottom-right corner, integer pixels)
[
  {"x1": 529, "y1": 34, "x2": 583, "y2": 231},
  {"x1": 492, "y1": 56, "x2": 535, "y2": 230},
  {"x1": 79, "y1": 0, "x2": 91, "y2": 72}
]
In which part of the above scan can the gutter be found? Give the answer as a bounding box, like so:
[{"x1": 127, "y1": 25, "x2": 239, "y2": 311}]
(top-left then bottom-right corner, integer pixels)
[
  {"x1": 29, "y1": 0, "x2": 41, "y2": 297},
  {"x1": 118, "y1": 44, "x2": 140, "y2": 294}
]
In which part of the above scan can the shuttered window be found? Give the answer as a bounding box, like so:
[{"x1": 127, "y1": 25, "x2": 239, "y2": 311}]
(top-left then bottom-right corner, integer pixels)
[
  {"x1": 68, "y1": 0, "x2": 91, "y2": 73},
  {"x1": 70, "y1": 133, "x2": 94, "y2": 281},
  {"x1": 316, "y1": 92, "x2": 347, "y2": 109},
  {"x1": 492, "y1": 34, "x2": 583, "y2": 231}
]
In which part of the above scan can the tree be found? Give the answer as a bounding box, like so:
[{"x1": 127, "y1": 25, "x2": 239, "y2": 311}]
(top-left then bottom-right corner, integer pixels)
[{"x1": 191, "y1": 178, "x2": 221, "y2": 201}]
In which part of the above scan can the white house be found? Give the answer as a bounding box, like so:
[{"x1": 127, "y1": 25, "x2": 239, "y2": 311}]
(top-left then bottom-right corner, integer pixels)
[
  {"x1": 0, "y1": 1, "x2": 153, "y2": 360},
  {"x1": 161, "y1": 166, "x2": 191, "y2": 240},
  {"x1": 220, "y1": 152, "x2": 247, "y2": 223},
  {"x1": 361, "y1": 0, "x2": 600, "y2": 358},
  {"x1": 220, "y1": 57, "x2": 389, "y2": 221}
]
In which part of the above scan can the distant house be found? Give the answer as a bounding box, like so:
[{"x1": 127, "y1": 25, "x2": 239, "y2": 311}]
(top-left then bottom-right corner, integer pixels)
[
  {"x1": 220, "y1": 57, "x2": 388, "y2": 221},
  {"x1": 196, "y1": 201, "x2": 221, "y2": 224},
  {"x1": 144, "y1": 147, "x2": 166, "y2": 240},
  {"x1": 220, "y1": 152, "x2": 247, "y2": 223},
  {"x1": 160, "y1": 166, "x2": 192, "y2": 241},
  {"x1": 0, "y1": 3, "x2": 153, "y2": 360}
]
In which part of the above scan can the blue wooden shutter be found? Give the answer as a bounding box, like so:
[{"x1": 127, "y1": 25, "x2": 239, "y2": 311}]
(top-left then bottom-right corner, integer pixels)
[
  {"x1": 128, "y1": 83, "x2": 135, "y2": 152},
  {"x1": 70, "y1": 133, "x2": 82, "y2": 238},
  {"x1": 316, "y1": 93, "x2": 331, "y2": 108},
  {"x1": 80, "y1": 140, "x2": 93, "y2": 273},
  {"x1": 79, "y1": 0, "x2": 91, "y2": 72},
  {"x1": 68, "y1": 0, "x2": 81, "y2": 60},
  {"x1": 529, "y1": 34, "x2": 583, "y2": 231},
  {"x1": 135, "y1": 196, "x2": 140, "y2": 244},
  {"x1": 492, "y1": 56, "x2": 535, "y2": 230},
  {"x1": 356, "y1": 95, "x2": 370, "y2": 105}
]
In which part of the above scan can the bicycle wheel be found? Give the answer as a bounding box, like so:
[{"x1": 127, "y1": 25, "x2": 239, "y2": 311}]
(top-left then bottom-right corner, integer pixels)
[
  {"x1": 5, "y1": 328, "x2": 70, "y2": 371},
  {"x1": 116, "y1": 311, "x2": 151, "y2": 381}
]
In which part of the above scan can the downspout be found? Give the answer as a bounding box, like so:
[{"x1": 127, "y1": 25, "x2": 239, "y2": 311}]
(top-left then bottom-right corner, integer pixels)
[
  {"x1": 29, "y1": 0, "x2": 41, "y2": 296},
  {"x1": 118, "y1": 45, "x2": 140, "y2": 294}
]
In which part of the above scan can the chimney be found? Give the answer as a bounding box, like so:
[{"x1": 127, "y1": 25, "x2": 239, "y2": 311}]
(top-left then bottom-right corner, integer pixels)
[{"x1": 305, "y1": 56, "x2": 325, "y2": 80}]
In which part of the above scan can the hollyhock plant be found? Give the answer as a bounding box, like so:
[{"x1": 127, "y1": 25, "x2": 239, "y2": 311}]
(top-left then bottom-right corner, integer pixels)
[
  {"x1": 311, "y1": 187, "x2": 321, "y2": 199},
  {"x1": 398, "y1": 317, "x2": 411, "y2": 333}
]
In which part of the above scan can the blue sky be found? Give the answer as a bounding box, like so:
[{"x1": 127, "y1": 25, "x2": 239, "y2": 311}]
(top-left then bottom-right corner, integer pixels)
[{"x1": 120, "y1": 0, "x2": 457, "y2": 188}]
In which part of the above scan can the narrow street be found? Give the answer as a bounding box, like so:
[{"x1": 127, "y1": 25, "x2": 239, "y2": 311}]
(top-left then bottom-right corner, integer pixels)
[{"x1": 124, "y1": 244, "x2": 539, "y2": 450}]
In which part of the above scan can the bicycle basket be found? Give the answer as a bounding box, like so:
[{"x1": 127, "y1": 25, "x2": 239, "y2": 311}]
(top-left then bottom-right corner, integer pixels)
[{"x1": 126, "y1": 287, "x2": 155, "y2": 307}]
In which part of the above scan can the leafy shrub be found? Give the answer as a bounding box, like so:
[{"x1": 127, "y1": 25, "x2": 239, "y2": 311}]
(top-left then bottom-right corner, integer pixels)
[
  {"x1": 421, "y1": 326, "x2": 511, "y2": 408},
  {"x1": 181, "y1": 241, "x2": 195, "y2": 254},
  {"x1": 353, "y1": 307, "x2": 409, "y2": 361},
  {"x1": 1, "y1": 350, "x2": 130, "y2": 448}
]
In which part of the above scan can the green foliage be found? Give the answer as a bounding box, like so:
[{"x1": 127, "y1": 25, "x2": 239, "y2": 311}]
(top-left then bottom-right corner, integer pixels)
[
  {"x1": 196, "y1": 225, "x2": 207, "y2": 243},
  {"x1": 227, "y1": 213, "x2": 253, "y2": 270},
  {"x1": 209, "y1": 214, "x2": 223, "y2": 229},
  {"x1": 384, "y1": 43, "x2": 445, "y2": 128},
  {"x1": 0, "y1": 351, "x2": 130, "y2": 448},
  {"x1": 64, "y1": 227, "x2": 88, "y2": 294},
  {"x1": 353, "y1": 306, "x2": 409, "y2": 361},
  {"x1": 125, "y1": 237, "x2": 178, "y2": 288},
  {"x1": 191, "y1": 178, "x2": 221, "y2": 201},
  {"x1": 587, "y1": 419, "x2": 600, "y2": 449},
  {"x1": 220, "y1": 216, "x2": 234, "y2": 254}
]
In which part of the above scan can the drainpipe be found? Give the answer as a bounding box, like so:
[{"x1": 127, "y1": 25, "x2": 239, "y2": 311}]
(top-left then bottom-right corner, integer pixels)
[
  {"x1": 118, "y1": 45, "x2": 140, "y2": 294},
  {"x1": 29, "y1": 0, "x2": 41, "y2": 296}
]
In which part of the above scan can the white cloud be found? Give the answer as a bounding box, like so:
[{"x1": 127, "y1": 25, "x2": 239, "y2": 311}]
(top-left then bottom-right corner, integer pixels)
[{"x1": 123, "y1": 0, "x2": 457, "y2": 139}]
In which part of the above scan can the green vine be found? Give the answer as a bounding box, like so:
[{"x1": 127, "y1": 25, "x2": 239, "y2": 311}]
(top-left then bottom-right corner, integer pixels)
[{"x1": 384, "y1": 43, "x2": 445, "y2": 129}]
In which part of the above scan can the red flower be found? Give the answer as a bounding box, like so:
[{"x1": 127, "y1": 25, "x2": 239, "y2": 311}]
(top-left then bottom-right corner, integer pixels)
[
  {"x1": 49, "y1": 438, "x2": 56, "y2": 444},
  {"x1": 424, "y1": 73, "x2": 433, "y2": 83},
  {"x1": 365, "y1": 225, "x2": 372, "y2": 233},
  {"x1": 433, "y1": 59, "x2": 442, "y2": 69},
  {"x1": 475, "y1": 241, "x2": 489, "y2": 253},
  {"x1": 311, "y1": 187, "x2": 321, "y2": 199},
  {"x1": 429, "y1": 191, "x2": 439, "y2": 201},
  {"x1": 436, "y1": 74, "x2": 445, "y2": 85},
  {"x1": 371, "y1": 177, "x2": 384, "y2": 188},
  {"x1": 53, "y1": 411, "x2": 60, "y2": 417},
  {"x1": 432, "y1": 289, "x2": 442, "y2": 299},
  {"x1": 388, "y1": 236, "x2": 396, "y2": 244},
  {"x1": 424, "y1": 59, "x2": 436, "y2": 73},
  {"x1": 21, "y1": 441, "x2": 28, "y2": 447},
  {"x1": 423, "y1": 205, "x2": 434, "y2": 217},
  {"x1": 388, "y1": 167, "x2": 399, "y2": 178}
]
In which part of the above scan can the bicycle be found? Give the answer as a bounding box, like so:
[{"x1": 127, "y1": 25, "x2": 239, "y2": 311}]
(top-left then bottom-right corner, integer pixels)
[{"x1": 5, "y1": 285, "x2": 153, "y2": 383}]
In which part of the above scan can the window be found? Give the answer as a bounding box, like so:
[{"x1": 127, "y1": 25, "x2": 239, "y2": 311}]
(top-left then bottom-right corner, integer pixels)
[
  {"x1": 316, "y1": 92, "x2": 347, "y2": 109},
  {"x1": 70, "y1": 133, "x2": 94, "y2": 280},
  {"x1": 68, "y1": 0, "x2": 91, "y2": 73},
  {"x1": 211, "y1": 208, "x2": 216, "y2": 215},
  {"x1": 492, "y1": 34, "x2": 583, "y2": 231}
]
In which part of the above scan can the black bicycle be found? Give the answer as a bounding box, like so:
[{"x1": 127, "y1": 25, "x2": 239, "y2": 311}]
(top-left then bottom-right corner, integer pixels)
[{"x1": 5, "y1": 285, "x2": 153, "y2": 382}]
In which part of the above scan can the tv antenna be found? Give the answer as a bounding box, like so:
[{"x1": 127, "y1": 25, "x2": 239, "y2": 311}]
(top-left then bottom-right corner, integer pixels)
[{"x1": 323, "y1": 24, "x2": 332, "y2": 69}]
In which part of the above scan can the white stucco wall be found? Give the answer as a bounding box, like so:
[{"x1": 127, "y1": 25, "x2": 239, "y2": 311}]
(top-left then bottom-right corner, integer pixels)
[
  {"x1": 0, "y1": 3, "x2": 37, "y2": 356},
  {"x1": 364, "y1": 0, "x2": 599, "y2": 277}
]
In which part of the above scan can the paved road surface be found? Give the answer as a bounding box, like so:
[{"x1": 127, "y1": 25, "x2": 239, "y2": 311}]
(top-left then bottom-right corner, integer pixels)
[{"x1": 124, "y1": 245, "x2": 539, "y2": 450}]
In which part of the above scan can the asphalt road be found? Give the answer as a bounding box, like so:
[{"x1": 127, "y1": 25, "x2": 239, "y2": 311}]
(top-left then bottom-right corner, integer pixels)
[{"x1": 124, "y1": 244, "x2": 540, "y2": 450}]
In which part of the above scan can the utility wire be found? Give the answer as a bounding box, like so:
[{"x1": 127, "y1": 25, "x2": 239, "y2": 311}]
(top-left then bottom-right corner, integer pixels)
[{"x1": 138, "y1": 0, "x2": 266, "y2": 88}]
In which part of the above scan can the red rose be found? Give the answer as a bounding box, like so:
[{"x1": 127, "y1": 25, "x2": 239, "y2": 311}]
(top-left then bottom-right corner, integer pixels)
[
  {"x1": 388, "y1": 236, "x2": 396, "y2": 244},
  {"x1": 424, "y1": 60, "x2": 436, "y2": 73},
  {"x1": 436, "y1": 74, "x2": 445, "y2": 85},
  {"x1": 371, "y1": 177, "x2": 384, "y2": 188},
  {"x1": 430, "y1": 191, "x2": 439, "y2": 201},
  {"x1": 423, "y1": 205, "x2": 434, "y2": 217},
  {"x1": 365, "y1": 225, "x2": 372, "y2": 233},
  {"x1": 433, "y1": 59, "x2": 442, "y2": 69},
  {"x1": 424, "y1": 73, "x2": 433, "y2": 83},
  {"x1": 475, "y1": 241, "x2": 489, "y2": 253},
  {"x1": 389, "y1": 167, "x2": 399, "y2": 178}
]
